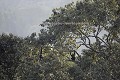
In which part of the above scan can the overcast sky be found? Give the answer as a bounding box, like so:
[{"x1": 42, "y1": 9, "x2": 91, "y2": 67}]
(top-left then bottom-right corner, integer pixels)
[{"x1": 0, "y1": 0, "x2": 76, "y2": 37}]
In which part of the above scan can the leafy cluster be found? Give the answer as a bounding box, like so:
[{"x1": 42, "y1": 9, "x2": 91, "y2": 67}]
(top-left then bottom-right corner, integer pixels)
[{"x1": 0, "y1": 0, "x2": 120, "y2": 80}]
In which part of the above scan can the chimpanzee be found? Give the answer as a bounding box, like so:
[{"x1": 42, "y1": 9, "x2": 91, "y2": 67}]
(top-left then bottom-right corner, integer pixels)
[
  {"x1": 70, "y1": 50, "x2": 76, "y2": 61},
  {"x1": 39, "y1": 47, "x2": 43, "y2": 60}
]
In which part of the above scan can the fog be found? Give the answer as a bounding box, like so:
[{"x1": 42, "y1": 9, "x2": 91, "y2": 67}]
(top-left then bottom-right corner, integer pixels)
[{"x1": 0, "y1": 0, "x2": 75, "y2": 37}]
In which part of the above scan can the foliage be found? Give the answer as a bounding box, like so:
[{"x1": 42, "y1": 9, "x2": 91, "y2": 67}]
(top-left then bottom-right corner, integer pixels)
[
  {"x1": 0, "y1": 0, "x2": 120, "y2": 80},
  {"x1": 0, "y1": 33, "x2": 24, "y2": 80}
]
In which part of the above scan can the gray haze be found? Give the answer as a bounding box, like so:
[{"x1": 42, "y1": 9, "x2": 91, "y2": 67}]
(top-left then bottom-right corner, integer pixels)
[{"x1": 0, "y1": 0, "x2": 75, "y2": 37}]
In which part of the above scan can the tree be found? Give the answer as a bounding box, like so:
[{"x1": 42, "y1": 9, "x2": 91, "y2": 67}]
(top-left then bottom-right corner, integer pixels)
[
  {"x1": 41, "y1": 0, "x2": 120, "y2": 79},
  {"x1": 0, "y1": 0, "x2": 120, "y2": 79},
  {"x1": 15, "y1": 41, "x2": 74, "y2": 80},
  {"x1": 0, "y1": 33, "x2": 23, "y2": 80}
]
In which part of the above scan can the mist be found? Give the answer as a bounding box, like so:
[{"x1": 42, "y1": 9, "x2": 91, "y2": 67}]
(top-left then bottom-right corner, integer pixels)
[{"x1": 0, "y1": 0, "x2": 75, "y2": 37}]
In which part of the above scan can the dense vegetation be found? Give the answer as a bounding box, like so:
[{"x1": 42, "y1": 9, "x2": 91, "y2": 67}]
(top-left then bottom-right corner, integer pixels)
[{"x1": 0, "y1": 0, "x2": 120, "y2": 80}]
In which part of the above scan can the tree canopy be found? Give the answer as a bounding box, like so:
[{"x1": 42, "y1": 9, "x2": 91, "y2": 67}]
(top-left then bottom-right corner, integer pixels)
[{"x1": 0, "y1": 0, "x2": 120, "y2": 80}]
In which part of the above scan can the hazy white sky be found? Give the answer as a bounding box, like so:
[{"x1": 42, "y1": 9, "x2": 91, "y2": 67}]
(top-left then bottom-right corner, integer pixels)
[{"x1": 0, "y1": 0, "x2": 76, "y2": 37}]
